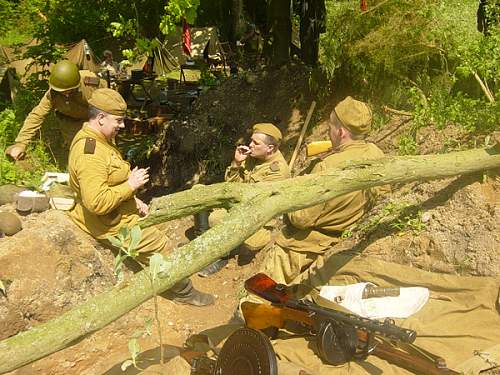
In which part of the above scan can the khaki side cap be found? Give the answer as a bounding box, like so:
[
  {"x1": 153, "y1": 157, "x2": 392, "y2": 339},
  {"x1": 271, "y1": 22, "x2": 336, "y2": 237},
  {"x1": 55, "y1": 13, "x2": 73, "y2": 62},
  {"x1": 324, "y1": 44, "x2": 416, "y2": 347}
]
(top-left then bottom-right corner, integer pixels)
[
  {"x1": 334, "y1": 96, "x2": 372, "y2": 135},
  {"x1": 88, "y1": 88, "x2": 127, "y2": 116},
  {"x1": 253, "y1": 123, "x2": 282, "y2": 142}
]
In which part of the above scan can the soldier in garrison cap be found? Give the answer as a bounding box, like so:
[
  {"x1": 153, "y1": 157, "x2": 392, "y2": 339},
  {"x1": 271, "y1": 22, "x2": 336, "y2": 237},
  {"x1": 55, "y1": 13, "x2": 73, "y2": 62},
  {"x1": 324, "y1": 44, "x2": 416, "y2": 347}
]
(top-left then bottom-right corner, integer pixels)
[
  {"x1": 259, "y1": 96, "x2": 387, "y2": 285},
  {"x1": 68, "y1": 88, "x2": 214, "y2": 307},
  {"x1": 5, "y1": 60, "x2": 107, "y2": 164},
  {"x1": 198, "y1": 122, "x2": 291, "y2": 277}
]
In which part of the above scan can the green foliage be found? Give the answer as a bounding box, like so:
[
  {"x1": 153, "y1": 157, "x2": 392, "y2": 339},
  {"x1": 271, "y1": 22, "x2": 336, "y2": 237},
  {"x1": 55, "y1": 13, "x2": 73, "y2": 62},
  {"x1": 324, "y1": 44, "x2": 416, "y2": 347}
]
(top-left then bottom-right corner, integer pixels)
[
  {"x1": 0, "y1": 108, "x2": 57, "y2": 187},
  {"x1": 121, "y1": 338, "x2": 142, "y2": 371},
  {"x1": 160, "y1": 0, "x2": 200, "y2": 35},
  {"x1": 390, "y1": 210, "x2": 426, "y2": 234},
  {"x1": 322, "y1": 0, "x2": 499, "y2": 135},
  {"x1": 199, "y1": 68, "x2": 219, "y2": 86},
  {"x1": 398, "y1": 134, "x2": 418, "y2": 156},
  {"x1": 358, "y1": 201, "x2": 427, "y2": 235},
  {"x1": 108, "y1": 225, "x2": 142, "y2": 281},
  {"x1": 0, "y1": 0, "x2": 42, "y2": 44}
]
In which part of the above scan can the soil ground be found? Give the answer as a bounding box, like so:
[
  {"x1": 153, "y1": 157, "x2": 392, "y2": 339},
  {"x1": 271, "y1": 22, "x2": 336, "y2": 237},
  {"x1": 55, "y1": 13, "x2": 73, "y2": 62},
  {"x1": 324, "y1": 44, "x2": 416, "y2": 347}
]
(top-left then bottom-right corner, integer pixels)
[{"x1": 0, "y1": 63, "x2": 498, "y2": 374}]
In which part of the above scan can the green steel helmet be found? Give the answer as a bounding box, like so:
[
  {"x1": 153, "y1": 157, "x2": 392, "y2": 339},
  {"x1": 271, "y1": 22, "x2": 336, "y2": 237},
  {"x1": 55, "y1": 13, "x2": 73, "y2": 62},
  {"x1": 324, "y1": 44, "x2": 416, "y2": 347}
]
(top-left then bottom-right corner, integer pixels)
[{"x1": 48, "y1": 60, "x2": 81, "y2": 92}]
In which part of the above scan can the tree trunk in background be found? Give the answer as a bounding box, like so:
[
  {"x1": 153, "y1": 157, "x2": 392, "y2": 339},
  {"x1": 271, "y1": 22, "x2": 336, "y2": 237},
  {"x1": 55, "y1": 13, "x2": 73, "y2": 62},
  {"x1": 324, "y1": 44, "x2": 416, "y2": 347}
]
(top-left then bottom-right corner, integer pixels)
[
  {"x1": 299, "y1": 0, "x2": 326, "y2": 66},
  {"x1": 0, "y1": 146, "x2": 499, "y2": 374},
  {"x1": 230, "y1": 0, "x2": 244, "y2": 43},
  {"x1": 268, "y1": 0, "x2": 292, "y2": 66}
]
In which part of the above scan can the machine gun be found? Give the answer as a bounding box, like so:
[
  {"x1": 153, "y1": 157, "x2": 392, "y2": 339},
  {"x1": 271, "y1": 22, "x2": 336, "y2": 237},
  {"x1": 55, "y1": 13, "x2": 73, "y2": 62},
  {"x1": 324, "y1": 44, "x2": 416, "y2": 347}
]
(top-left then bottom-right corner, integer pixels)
[{"x1": 242, "y1": 273, "x2": 460, "y2": 375}]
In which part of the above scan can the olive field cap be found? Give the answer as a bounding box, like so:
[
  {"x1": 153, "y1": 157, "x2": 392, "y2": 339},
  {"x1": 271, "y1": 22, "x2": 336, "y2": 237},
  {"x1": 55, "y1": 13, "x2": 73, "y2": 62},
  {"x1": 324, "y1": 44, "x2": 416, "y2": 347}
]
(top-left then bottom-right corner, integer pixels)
[
  {"x1": 49, "y1": 60, "x2": 81, "y2": 92},
  {"x1": 334, "y1": 96, "x2": 372, "y2": 135},
  {"x1": 252, "y1": 123, "x2": 282, "y2": 142},
  {"x1": 88, "y1": 88, "x2": 127, "y2": 116}
]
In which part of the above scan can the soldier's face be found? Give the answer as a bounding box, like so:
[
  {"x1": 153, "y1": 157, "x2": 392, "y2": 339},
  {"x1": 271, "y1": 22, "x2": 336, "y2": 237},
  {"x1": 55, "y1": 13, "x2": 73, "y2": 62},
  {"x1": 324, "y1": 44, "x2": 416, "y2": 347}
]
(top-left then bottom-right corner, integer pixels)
[
  {"x1": 98, "y1": 113, "x2": 125, "y2": 141},
  {"x1": 249, "y1": 132, "x2": 273, "y2": 160},
  {"x1": 60, "y1": 89, "x2": 78, "y2": 98}
]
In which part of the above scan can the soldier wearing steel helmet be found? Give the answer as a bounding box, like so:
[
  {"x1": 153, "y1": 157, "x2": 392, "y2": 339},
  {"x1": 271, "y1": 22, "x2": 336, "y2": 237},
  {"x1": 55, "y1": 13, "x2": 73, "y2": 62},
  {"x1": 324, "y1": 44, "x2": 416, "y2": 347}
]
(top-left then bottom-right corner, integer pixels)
[{"x1": 5, "y1": 60, "x2": 106, "y2": 162}]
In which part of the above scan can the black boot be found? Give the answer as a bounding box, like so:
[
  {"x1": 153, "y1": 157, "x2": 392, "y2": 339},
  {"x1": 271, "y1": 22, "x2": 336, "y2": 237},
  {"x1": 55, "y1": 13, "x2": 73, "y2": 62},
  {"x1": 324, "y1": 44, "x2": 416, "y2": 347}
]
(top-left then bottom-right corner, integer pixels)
[
  {"x1": 198, "y1": 258, "x2": 228, "y2": 277},
  {"x1": 162, "y1": 278, "x2": 215, "y2": 307}
]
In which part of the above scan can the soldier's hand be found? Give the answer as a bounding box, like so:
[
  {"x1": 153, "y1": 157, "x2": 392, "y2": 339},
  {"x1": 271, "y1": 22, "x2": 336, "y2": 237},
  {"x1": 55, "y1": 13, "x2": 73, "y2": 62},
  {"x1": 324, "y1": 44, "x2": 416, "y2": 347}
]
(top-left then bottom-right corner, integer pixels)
[
  {"x1": 234, "y1": 145, "x2": 251, "y2": 165},
  {"x1": 5, "y1": 145, "x2": 26, "y2": 161},
  {"x1": 134, "y1": 197, "x2": 149, "y2": 216},
  {"x1": 128, "y1": 167, "x2": 150, "y2": 191}
]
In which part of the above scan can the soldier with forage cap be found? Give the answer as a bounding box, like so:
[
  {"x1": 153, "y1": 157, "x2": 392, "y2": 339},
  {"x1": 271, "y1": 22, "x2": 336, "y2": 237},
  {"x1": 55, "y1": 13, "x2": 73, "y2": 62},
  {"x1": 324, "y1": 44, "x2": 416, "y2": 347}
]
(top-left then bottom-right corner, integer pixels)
[
  {"x1": 6, "y1": 60, "x2": 107, "y2": 163},
  {"x1": 259, "y1": 96, "x2": 386, "y2": 285},
  {"x1": 198, "y1": 122, "x2": 291, "y2": 277},
  {"x1": 68, "y1": 88, "x2": 214, "y2": 307}
]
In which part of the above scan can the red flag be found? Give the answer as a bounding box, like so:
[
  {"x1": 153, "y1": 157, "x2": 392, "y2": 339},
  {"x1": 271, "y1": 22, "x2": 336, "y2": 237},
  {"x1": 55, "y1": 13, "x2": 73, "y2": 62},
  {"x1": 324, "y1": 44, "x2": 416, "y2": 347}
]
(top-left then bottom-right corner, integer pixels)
[
  {"x1": 182, "y1": 19, "x2": 191, "y2": 56},
  {"x1": 361, "y1": 0, "x2": 367, "y2": 11}
]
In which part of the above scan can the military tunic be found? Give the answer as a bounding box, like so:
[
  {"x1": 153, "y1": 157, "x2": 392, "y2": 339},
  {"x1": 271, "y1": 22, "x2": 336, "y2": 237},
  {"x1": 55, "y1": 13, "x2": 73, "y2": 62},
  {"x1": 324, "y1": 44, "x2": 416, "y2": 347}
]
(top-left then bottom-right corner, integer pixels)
[
  {"x1": 68, "y1": 124, "x2": 167, "y2": 260},
  {"x1": 212, "y1": 150, "x2": 291, "y2": 251},
  {"x1": 224, "y1": 150, "x2": 290, "y2": 183},
  {"x1": 14, "y1": 70, "x2": 106, "y2": 150},
  {"x1": 262, "y1": 140, "x2": 386, "y2": 284}
]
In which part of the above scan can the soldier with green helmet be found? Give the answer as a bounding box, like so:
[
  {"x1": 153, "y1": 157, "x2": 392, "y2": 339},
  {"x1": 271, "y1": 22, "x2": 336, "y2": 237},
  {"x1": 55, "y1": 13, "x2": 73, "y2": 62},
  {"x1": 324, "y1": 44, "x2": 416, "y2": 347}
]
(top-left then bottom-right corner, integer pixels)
[
  {"x1": 6, "y1": 60, "x2": 106, "y2": 163},
  {"x1": 68, "y1": 88, "x2": 214, "y2": 307},
  {"x1": 260, "y1": 97, "x2": 387, "y2": 284},
  {"x1": 198, "y1": 123, "x2": 291, "y2": 277}
]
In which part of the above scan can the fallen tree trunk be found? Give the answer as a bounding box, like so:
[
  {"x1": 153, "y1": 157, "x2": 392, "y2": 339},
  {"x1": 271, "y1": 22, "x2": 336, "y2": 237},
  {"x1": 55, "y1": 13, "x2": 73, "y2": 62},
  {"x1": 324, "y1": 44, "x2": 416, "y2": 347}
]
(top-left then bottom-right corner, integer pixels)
[{"x1": 0, "y1": 146, "x2": 499, "y2": 374}]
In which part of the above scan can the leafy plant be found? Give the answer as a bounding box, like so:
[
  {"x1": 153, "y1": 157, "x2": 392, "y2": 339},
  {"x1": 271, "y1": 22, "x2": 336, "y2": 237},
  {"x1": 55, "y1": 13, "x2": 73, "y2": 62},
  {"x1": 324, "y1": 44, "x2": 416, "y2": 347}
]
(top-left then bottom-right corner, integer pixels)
[
  {"x1": 390, "y1": 211, "x2": 426, "y2": 234},
  {"x1": 321, "y1": 0, "x2": 499, "y2": 136},
  {"x1": 108, "y1": 225, "x2": 171, "y2": 368},
  {"x1": 198, "y1": 68, "x2": 219, "y2": 87},
  {"x1": 398, "y1": 134, "x2": 418, "y2": 156}
]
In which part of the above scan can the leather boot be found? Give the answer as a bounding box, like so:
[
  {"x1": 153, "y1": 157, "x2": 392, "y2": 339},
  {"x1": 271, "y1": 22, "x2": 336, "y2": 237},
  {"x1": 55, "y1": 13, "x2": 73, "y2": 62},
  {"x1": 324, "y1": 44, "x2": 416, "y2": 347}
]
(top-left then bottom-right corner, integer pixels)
[
  {"x1": 162, "y1": 278, "x2": 215, "y2": 307},
  {"x1": 198, "y1": 258, "x2": 228, "y2": 277}
]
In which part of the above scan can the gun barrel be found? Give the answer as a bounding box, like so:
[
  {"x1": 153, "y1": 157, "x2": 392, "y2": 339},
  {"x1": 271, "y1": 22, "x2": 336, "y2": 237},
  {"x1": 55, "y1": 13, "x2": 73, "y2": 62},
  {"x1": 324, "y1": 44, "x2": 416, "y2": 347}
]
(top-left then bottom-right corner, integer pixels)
[{"x1": 288, "y1": 299, "x2": 416, "y2": 343}]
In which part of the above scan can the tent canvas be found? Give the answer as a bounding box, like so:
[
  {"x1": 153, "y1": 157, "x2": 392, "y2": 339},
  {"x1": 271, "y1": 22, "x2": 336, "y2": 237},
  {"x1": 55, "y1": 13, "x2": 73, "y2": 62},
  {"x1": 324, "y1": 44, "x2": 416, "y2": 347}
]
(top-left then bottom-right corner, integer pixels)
[
  {"x1": 0, "y1": 39, "x2": 99, "y2": 103},
  {"x1": 126, "y1": 27, "x2": 222, "y2": 77}
]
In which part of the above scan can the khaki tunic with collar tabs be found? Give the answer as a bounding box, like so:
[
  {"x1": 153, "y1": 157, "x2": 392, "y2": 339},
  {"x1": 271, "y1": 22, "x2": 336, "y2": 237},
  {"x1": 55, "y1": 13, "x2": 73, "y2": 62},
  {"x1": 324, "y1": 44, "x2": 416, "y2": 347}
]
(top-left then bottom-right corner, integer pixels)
[
  {"x1": 68, "y1": 124, "x2": 138, "y2": 240},
  {"x1": 277, "y1": 140, "x2": 385, "y2": 254}
]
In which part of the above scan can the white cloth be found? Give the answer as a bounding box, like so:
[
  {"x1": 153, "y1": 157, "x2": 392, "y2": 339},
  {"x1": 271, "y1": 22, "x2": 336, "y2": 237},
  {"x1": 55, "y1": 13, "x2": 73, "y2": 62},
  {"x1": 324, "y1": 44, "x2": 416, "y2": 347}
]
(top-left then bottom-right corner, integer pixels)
[{"x1": 319, "y1": 282, "x2": 429, "y2": 319}]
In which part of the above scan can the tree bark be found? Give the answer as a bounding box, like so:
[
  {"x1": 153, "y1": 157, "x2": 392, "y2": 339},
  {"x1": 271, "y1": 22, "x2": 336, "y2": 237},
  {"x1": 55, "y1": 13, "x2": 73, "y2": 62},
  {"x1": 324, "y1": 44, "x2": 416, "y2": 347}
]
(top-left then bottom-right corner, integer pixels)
[
  {"x1": 0, "y1": 147, "x2": 499, "y2": 374},
  {"x1": 268, "y1": 0, "x2": 292, "y2": 66}
]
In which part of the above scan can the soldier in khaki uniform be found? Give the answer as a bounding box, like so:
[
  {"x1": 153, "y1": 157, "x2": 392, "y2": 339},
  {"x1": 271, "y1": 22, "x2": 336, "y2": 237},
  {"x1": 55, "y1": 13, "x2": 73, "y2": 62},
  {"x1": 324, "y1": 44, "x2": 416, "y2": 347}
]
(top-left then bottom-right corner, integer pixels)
[
  {"x1": 6, "y1": 60, "x2": 107, "y2": 163},
  {"x1": 198, "y1": 123, "x2": 291, "y2": 277},
  {"x1": 67, "y1": 88, "x2": 214, "y2": 306},
  {"x1": 261, "y1": 97, "x2": 386, "y2": 284}
]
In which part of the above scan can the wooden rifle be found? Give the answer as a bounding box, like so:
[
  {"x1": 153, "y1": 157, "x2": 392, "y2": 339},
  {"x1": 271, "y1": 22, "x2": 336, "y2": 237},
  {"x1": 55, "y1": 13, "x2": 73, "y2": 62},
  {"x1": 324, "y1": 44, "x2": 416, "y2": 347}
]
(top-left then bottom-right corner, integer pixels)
[{"x1": 242, "y1": 273, "x2": 460, "y2": 375}]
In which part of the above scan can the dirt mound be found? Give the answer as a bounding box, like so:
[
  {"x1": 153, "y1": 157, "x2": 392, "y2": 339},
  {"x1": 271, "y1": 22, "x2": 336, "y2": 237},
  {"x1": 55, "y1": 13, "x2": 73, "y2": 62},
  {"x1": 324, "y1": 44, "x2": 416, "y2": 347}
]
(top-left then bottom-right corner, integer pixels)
[
  {"x1": 328, "y1": 174, "x2": 499, "y2": 277},
  {"x1": 151, "y1": 64, "x2": 315, "y2": 191},
  {"x1": 0, "y1": 209, "x2": 118, "y2": 340}
]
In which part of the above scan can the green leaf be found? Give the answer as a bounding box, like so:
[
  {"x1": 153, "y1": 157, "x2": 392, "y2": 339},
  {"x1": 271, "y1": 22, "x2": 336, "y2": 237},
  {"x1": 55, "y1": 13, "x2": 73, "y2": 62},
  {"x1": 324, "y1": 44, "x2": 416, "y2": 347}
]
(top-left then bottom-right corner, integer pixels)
[
  {"x1": 119, "y1": 226, "x2": 129, "y2": 241},
  {"x1": 121, "y1": 359, "x2": 133, "y2": 372},
  {"x1": 143, "y1": 317, "x2": 154, "y2": 336},
  {"x1": 128, "y1": 225, "x2": 142, "y2": 253},
  {"x1": 128, "y1": 338, "x2": 141, "y2": 360},
  {"x1": 114, "y1": 254, "x2": 124, "y2": 276},
  {"x1": 107, "y1": 235, "x2": 123, "y2": 249},
  {"x1": 149, "y1": 253, "x2": 164, "y2": 282},
  {"x1": 131, "y1": 330, "x2": 143, "y2": 339}
]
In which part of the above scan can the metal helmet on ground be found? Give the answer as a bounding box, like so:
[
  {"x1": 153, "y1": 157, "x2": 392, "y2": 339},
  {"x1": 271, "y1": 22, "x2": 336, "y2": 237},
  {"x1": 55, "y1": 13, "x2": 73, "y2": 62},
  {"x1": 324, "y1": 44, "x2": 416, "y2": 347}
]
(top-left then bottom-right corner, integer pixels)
[
  {"x1": 49, "y1": 60, "x2": 81, "y2": 92},
  {"x1": 0, "y1": 212, "x2": 22, "y2": 236}
]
